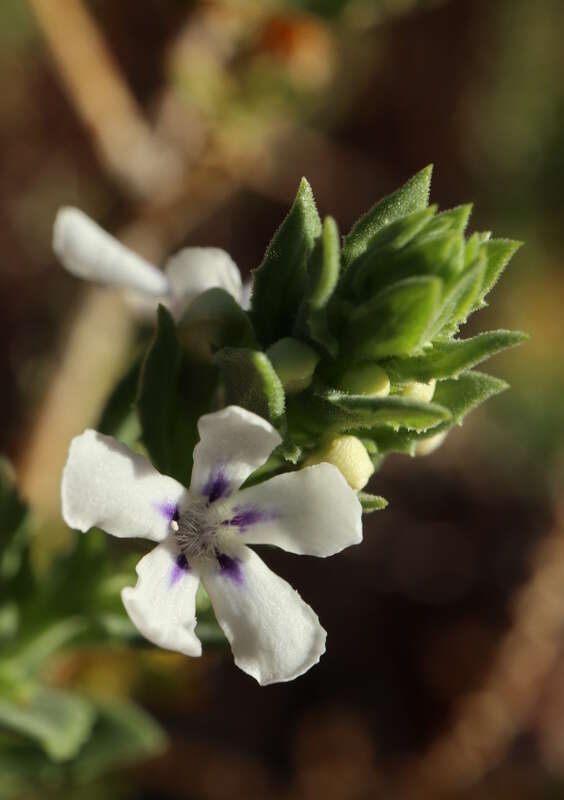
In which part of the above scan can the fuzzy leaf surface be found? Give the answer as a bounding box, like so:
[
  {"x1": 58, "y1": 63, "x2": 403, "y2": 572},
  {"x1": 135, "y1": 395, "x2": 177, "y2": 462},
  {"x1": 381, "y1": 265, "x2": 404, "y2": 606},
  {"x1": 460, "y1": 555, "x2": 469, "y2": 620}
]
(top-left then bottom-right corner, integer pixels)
[
  {"x1": 385, "y1": 330, "x2": 528, "y2": 382},
  {"x1": 342, "y1": 165, "x2": 432, "y2": 268},
  {"x1": 252, "y1": 178, "x2": 321, "y2": 346}
]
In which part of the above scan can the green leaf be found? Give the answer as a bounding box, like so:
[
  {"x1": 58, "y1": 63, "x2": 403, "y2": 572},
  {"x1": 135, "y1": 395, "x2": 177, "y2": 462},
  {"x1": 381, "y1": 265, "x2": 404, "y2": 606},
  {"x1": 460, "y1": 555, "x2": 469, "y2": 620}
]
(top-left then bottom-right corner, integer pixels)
[
  {"x1": 385, "y1": 330, "x2": 528, "y2": 382},
  {"x1": 138, "y1": 306, "x2": 218, "y2": 482},
  {"x1": 344, "y1": 276, "x2": 442, "y2": 361},
  {"x1": 97, "y1": 357, "x2": 141, "y2": 445},
  {"x1": 137, "y1": 306, "x2": 182, "y2": 475},
  {"x1": 348, "y1": 228, "x2": 462, "y2": 300},
  {"x1": 71, "y1": 698, "x2": 166, "y2": 782},
  {"x1": 296, "y1": 215, "x2": 340, "y2": 356},
  {"x1": 431, "y1": 370, "x2": 509, "y2": 430},
  {"x1": 358, "y1": 492, "x2": 388, "y2": 512},
  {"x1": 342, "y1": 165, "x2": 433, "y2": 268},
  {"x1": 326, "y1": 391, "x2": 451, "y2": 430},
  {"x1": 473, "y1": 238, "x2": 522, "y2": 308},
  {"x1": 251, "y1": 178, "x2": 321, "y2": 346},
  {"x1": 425, "y1": 204, "x2": 472, "y2": 238},
  {"x1": 0, "y1": 687, "x2": 95, "y2": 762},
  {"x1": 287, "y1": 390, "x2": 450, "y2": 442},
  {"x1": 216, "y1": 348, "x2": 285, "y2": 424},
  {"x1": 430, "y1": 257, "x2": 485, "y2": 338}
]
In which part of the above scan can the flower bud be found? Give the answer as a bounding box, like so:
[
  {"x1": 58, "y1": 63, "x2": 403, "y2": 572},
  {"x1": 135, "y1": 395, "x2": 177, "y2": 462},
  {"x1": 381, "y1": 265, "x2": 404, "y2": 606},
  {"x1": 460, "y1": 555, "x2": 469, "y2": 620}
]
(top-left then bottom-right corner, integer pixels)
[
  {"x1": 415, "y1": 431, "x2": 447, "y2": 456},
  {"x1": 337, "y1": 363, "x2": 390, "y2": 397},
  {"x1": 304, "y1": 435, "x2": 374, "y2": 490},
  {"x1": 267, "y1": 337, "x2": 319, "y2": 394},
  {"x1": 400, "y1": 379, "x2": 436, "y2": 404}
]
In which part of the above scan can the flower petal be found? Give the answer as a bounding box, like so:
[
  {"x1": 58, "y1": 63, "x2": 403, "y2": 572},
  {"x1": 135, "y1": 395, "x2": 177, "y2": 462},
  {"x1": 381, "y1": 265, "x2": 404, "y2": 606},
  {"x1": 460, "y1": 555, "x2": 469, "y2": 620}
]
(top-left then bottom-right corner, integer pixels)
[
  {"x1": 122, "y1": 538, "x2": 201, "y2": 657},
  {"x1": 165, "y1": 247, "x2": 242, "y2": 305},
  {"x1": 201, "y1": 540, "x2": 326, "y2": 685},
  {"x1": 62, "y1": 430, "x2": 187, "y2": 542},
  {"x1": 190, "y1": 407, "x2": 281, "y2": 502},
  {"x1": 54, "y1": 207, "x2": 170, "y2": 296},
  {"x1": 224, "y1": 464, "x2": 362, "y2": 557}
]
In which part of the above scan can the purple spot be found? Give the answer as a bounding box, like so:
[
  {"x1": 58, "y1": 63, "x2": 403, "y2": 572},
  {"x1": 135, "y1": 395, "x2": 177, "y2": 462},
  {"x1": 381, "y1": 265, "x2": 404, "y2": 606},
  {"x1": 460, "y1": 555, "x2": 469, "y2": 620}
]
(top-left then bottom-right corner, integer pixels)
[
  {"x1": 216, "y1": 551, "x2": 243, "y2": 584},
  {"x1": 223, "y1": 505, "x2": 279, "y2": 532},
  {"x1": 170, "y1": 553, "x2": 190, "y2": 586},
  {"x1": 203, "y1": 467, "x2": 231, "y2": 504},
  {"x1": 155, "y1": 500, "x2": 179, "y2": 524}
]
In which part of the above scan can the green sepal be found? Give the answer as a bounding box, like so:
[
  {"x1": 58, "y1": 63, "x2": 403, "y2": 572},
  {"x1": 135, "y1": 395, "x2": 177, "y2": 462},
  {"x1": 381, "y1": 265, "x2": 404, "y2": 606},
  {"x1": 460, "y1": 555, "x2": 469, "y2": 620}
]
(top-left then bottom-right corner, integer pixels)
[
  {"x1": 385, "y1": 330, "x2": 528, "y2": 383},
  {"x1": 0, "y1": 687, "x2": 95, "y2": 762},
  {"x1": 251, "y1": 177, "x2": 321, "y2": 347},
  {"x1": 138, "y1": 305, "x2": 218, "y2": 482},
  {"x1": 342, "y1": 165, "x2": 432, "y2": 268},
  {"x1": 295, "y1": 215, "x2": 340, "y2": 356},
  {"x1": 430, "y1": 370, "x2": 509, "y2": 431},
  {"x1": 177, "y1": 288, "x2": 255, "y2": 361},
  {"x1": 344, "y1": 276, "x2": 442, "y2": 361},
  {"x1": 215, "y1": 347, "x2": 285, "y2": 424},
  {"x1": 358, "y1": 492, "x2": 388, "y2": 513}
]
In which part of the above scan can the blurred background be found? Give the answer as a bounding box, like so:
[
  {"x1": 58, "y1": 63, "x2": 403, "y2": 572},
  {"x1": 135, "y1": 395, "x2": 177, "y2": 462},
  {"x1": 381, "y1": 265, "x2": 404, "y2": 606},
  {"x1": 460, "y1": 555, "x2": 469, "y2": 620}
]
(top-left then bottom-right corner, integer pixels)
[{"x1": 1, "y1": 0, "x2": 564, "y2": 797}]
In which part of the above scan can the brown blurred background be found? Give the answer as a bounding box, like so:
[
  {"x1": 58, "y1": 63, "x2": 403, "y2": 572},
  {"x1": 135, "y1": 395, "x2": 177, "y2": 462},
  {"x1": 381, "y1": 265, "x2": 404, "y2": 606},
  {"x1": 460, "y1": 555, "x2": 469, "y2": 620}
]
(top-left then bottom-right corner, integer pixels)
[{"x1": 2, "y1": 0, "x2": 564, "y2": 797}]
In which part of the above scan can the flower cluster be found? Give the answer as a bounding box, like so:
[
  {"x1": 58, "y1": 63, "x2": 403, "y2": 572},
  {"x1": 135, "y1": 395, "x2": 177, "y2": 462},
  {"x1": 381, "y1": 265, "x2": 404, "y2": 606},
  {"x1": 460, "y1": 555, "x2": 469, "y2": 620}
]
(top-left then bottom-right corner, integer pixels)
[{"x1": 56, "y1": 168, "x2": 525, "y2": 683}]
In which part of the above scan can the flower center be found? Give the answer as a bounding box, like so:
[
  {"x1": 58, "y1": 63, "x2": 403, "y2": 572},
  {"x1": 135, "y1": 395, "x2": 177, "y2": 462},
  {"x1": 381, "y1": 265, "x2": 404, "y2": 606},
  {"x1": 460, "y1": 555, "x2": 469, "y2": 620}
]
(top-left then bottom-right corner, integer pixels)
[{"x1": 170, "y1": 501, "x2": 221, "y2": 562}]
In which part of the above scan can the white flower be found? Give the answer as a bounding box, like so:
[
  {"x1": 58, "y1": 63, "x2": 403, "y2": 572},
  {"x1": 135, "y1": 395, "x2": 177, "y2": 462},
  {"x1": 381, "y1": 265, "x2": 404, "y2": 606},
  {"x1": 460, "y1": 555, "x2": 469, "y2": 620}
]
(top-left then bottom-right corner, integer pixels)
[
  {"x1": 53, "y1": 207, "x2": 246, "y2": 317},
  {"x1": 61, "y1": 406, "x2": 362, "y2": 685}
]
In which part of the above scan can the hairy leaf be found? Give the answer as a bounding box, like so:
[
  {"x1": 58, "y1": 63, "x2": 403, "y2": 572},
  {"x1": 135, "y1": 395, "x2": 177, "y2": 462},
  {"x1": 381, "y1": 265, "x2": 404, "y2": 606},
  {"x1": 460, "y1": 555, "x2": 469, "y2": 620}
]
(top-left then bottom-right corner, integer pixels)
[
  {"x1": 251, "y1": 178, "x2": 321, "y2": 346},
  {"x1": 342, "y1": 165, "x2": 432, "y2": 268},
  {"x1": 385, "y1": 330, "x2": 528, "y2": 382}
]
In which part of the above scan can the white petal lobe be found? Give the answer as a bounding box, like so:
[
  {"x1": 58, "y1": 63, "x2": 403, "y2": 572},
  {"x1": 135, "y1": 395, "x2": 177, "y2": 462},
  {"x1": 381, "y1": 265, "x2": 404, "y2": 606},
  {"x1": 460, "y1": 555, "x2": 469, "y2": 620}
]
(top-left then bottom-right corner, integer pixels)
[
  {"x1": 54, "y1": 207, "x2": 170, "y2": 296},
  {"x1": 61, "y1": 430, "x2": 187, "y2": 542},
  {"x1": 201, "y1": 541, "x2": 326, "y2": 685},
  {"x1": 122, "y1": 538, "x2": 201, "y2": 657},
  {"x1": 230, "y1": 464, "x2": 363, "y2": 556},
  {"x1": 165, "y1": 247, "x2": 242, "y2": 305},
  {"x1": 190, "y1": 406, "x2": 281, "y2": 499}
]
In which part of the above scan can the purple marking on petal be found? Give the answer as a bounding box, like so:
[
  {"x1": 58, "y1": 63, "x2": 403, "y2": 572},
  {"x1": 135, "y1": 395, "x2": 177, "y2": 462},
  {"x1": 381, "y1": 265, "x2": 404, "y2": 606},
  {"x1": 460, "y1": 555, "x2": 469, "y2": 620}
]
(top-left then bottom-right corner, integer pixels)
[
  {"x1": 203, "y1": 466, "x2": 231, "y2": 504},
  {"x1": 170, "y1": 553, "x2": 190, "y2": 586},
  {"x1": 223, "y1": 505, "x2": 279, "y2": 533},
  {"x1": 155, "y1": 499, "x2": 179, "y2": 524},
  {"x1": 216, "y1": 551, "x2": 243, "y2": 584}
]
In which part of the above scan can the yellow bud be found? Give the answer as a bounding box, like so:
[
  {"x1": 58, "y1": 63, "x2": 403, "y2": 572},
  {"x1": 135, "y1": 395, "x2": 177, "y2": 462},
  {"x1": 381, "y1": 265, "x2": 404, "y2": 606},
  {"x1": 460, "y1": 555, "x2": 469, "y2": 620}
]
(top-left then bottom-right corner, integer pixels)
[
  {"x1": 415, "y1": 431, "x2": 447, "y2": 456},
  {"x1": 267, "y1": 337, "x2": 319, "y2": 394},
  {"x1": 338, "y1": 363, "x2": 390, "y2": 397},
  {"x1": 304, "y1": 435, "x2": 374, "y2": 490},
  {"x1": 400, "y1": 379, "x2": 436, "y2": 404}
]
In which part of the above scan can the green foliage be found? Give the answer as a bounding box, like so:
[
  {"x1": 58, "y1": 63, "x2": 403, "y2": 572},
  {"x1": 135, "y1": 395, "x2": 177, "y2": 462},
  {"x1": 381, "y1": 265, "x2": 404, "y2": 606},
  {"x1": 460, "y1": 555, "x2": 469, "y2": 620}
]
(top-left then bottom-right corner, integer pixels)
[
  {"x1": 215, "y1": 347, "x2": 285, "y2": 424},
  {"x1": 251, "y1": 177, "x2": 321, "y2": 346},
  {"x1": 341, "y1": 165, "x2": 432, "y2": 268},
  {"x1": 343, "y1": 276, "x2": 442, "y2": 361},
  {"x1": 385, "y1": 330, "x2": 528, "y2": 382},
  {"x1": 138, "y1": 305, "x2": 219, "y2": 484},
  {"x1": 0, "y1": 688, "x2": 95, "y2": 762},
  {"x1": 296, "y1": 215, "x2": 340, "y2": 356}
]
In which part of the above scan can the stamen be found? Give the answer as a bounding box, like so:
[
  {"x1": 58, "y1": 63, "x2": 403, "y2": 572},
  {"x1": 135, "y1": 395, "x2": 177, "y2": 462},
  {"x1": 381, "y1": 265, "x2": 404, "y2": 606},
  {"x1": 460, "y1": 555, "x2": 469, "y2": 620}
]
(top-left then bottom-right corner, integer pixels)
[{"x1": 171, "y1": 501, "x2": 221, "y2": 562}]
